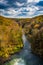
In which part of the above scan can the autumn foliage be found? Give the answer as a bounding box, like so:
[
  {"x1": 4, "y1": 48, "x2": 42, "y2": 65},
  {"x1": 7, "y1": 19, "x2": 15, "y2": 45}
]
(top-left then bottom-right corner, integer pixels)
[
  {"x1": 0, "y1": 16, "x2": 23, "y2": 63},
  {"x1": 24, "y1": 15, "x2": 43, "y2": 57},
  {"x1": 17, "y1": 15, "x2": 43, "y2": 58}
]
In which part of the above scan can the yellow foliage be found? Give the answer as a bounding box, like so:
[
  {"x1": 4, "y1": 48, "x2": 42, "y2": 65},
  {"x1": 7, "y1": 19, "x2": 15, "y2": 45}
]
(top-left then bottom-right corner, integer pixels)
[
  {"x1": 0, "y1": 16, "x2": 23, "y2": 62},
  {"x1": 34, "y1": 24, "x2": 40, "y2": 28}
]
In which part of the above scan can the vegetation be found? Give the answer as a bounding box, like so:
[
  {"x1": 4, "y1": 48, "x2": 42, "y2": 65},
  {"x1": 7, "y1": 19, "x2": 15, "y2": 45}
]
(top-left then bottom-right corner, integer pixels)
[
  {"x1": 0, "y1": 15, "x2": 43, "y2": 64},
  {"x1": 17, "y1": 15, "x2": 43, "y2": 58},
  {"x1": 23, "y1": 15, "x2": 43, "y2": 57},
  {"x1": 0, "y1": 16, "x2": 23, "y2": 63}
]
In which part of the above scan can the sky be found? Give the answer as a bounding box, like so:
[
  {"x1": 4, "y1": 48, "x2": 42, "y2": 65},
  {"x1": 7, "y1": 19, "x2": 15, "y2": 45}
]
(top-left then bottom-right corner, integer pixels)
[{"x1": 0, "y1": 0, "x2": 43, "y2": 18}]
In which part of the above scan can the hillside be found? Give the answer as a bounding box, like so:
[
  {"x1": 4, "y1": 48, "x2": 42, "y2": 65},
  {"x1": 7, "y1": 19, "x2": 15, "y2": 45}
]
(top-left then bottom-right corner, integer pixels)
[
  {"x1": 22, "y1": 15, "x2": 43, "y2": 58},
  {"x1": 15, "y1": 15, "x2": 43, "y2": 58},
  {"x1": 15, "y1": 15, "x2": 43, "y2": 57},
  {"x1": 0, "y1": 16, "x2": 23, "y2": 63},
  {"x1": 0, "y1": 15, "x2": 43, "y2": 64}
]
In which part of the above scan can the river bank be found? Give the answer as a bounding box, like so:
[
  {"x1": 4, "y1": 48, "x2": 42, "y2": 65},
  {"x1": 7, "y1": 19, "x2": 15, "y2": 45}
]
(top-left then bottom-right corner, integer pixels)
[
  {"x1": 0, "y1": 16, "x2": 24, "y2": 65},
  {"x1": 0, "y1": 46, "x2": 23, "y2": 65},
  {"x1": 3, "y1": 34, "x2": 43, "y2": 65}
]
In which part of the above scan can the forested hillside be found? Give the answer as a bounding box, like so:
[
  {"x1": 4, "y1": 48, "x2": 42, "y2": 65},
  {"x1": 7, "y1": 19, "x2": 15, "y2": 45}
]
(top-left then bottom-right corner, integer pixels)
[
  {"x1": 17, "y1": 15, "x2": 43, "y2": 58},
  {"x1": 24, "y1": 15, "x2": 43, "y2": 58},
  {"x1": 0, "y1": 16, "x2": 23, "y2": 63},
  {"x1": 0, "y1": 15, "x2": 43, "y2": 64}
]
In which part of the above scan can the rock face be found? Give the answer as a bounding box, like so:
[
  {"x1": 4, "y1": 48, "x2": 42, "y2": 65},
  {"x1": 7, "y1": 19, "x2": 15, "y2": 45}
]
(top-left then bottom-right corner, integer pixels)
[
  {"x1": 20, "y1": 15, "x2": 43, "y2": 58},
  {"x1": 0, "y1": 16, "x2": 23, "y2": 63}
]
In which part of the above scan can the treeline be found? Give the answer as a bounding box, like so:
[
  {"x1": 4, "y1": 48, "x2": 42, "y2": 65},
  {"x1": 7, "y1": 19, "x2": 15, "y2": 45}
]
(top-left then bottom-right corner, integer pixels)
[
  {"x1": 0, "y1": 16, "x2": 23, "y2": 63},
  {"x1": 17, "y1": 15, "x2": 43, "y2": 58}
]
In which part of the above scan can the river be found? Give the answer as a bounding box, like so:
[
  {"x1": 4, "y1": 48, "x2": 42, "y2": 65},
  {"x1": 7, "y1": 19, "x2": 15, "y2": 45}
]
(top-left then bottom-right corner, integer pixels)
[{"x1": 4, "y1": 34, "x2": 43, "y2": 65}]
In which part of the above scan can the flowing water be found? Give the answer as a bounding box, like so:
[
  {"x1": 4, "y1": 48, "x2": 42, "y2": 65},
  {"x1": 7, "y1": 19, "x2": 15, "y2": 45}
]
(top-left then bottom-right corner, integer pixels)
[{"x1": 4, "y1": 34, "x2": 43, "y2": 65}]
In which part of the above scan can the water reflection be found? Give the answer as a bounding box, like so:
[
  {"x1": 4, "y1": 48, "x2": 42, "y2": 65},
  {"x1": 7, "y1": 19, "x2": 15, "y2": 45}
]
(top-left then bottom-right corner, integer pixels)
[{"x1": 4, "y1": 34, "x2": 43, "y2": 65}]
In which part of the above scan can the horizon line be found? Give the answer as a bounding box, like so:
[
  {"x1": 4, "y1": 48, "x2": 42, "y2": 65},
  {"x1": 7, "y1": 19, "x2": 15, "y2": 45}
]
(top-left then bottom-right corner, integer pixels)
[{"x1": 0, "y1": 14, "x2": 43, "y2": 19}]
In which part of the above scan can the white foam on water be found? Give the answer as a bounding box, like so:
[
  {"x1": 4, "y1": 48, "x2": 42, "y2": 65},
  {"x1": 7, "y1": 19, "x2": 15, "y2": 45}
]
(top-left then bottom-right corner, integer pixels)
[{"x1": 13, "y1": 58, "x2": 25, "y2": 65}]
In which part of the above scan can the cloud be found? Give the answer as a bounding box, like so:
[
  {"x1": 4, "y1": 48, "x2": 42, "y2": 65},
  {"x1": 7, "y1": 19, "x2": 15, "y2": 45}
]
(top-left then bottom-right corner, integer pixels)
[
  {"x1": 0, "y1": 5, "x2": 42, "y2": 18},
  {"x1": 0, "y1": 9, "x2": 5, "y2": 15},
  {"x1": 15, "y1": 2, "x2": 24, "y2": 7},
  {"x1": 0, "y1": 0, "x2": 43, "y2": 18},
  {"x1": 27, "y1": 0, "x2": 40, "y2": 3},
  {"x1": 26, "y1": 6, "x2": 39, "y2": 12},
  {"x1": 0, "y1": 0, "x2": 8, "y2": 5},
  {"x1": 0, "y1": 8, "x2": 22, "y2": 18},
  {"x1": 23, "y1": 6, "x2": 39, "y2": 17},
  {"x1": 0, "y1": 0, "x2": 4, "y2": 3}
]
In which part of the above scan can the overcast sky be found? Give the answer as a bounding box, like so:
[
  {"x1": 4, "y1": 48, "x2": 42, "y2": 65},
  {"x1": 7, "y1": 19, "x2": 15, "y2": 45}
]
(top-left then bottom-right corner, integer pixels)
[{"x1": 0, "y1": 0, "x2": 43, "y2": 18}]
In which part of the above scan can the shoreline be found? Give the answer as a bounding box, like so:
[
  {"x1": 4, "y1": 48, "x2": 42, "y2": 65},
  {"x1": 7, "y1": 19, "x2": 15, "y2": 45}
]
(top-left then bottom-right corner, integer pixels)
[{"x1": 0, "y1": 47, "x2": 23, "y2": 65}]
